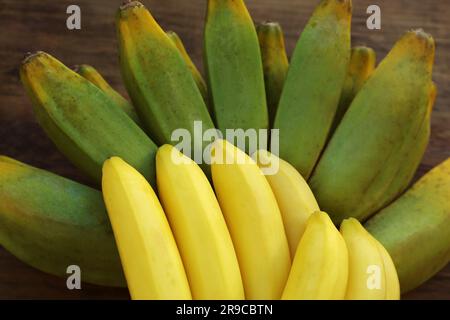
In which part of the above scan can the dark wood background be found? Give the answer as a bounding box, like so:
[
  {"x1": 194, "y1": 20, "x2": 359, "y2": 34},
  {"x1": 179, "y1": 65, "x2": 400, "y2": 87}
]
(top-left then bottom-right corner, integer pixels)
[{"x1": 0, "y1": 0, "x2": 449, "y2": 299}]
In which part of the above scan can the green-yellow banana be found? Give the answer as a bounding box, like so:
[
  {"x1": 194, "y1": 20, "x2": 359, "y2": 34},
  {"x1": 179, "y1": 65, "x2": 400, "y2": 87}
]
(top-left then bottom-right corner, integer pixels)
[
  {"x1": 310, "y1": 30, "x2": 435, "y2": 223},
  {"x1": 273, "y1": 0, "x2": 352, "y2": 179},
  {"x1": 74, "y1": 64, "x2": 141, "y2": 124},
  {"x1": 0, "y1": 156, "x2": 125, "y2": 287},
  {"x1": 378, "y1": 83, "x2": 436, "y2": 210},
  {"x1": 331, "y1": 46, "x2": 376, "y2": 132},
  {"x1": 256, "y1": 21, "x2": 289, "y2": 127},
  {"x1": 166, "y1": 31, "x2": 210, "y2": 110},
  {"x1": 20, "y1": 51, "x2": 157, "y2": 185},
  {"x1": 365, "y1": 158, "x2": 450, "y2": 293},
  {"x1": 205, "y1": 0, "x2": 268, "y2": 150},
  {"x1": 117, "y1": 1, "x2": 214, "y2": 160}
]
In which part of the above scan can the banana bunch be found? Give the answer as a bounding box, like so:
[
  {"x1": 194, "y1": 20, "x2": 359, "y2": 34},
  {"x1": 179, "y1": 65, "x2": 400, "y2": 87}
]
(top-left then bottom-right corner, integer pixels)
[{"x1": 0, "y1": 0, "x2": 448, "y2": 300}]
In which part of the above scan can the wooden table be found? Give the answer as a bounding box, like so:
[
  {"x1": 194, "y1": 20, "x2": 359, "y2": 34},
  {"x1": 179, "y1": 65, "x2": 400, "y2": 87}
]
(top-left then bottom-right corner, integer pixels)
[{"x1": 0, "y1": 0, "x2": 449, "y2": 299}]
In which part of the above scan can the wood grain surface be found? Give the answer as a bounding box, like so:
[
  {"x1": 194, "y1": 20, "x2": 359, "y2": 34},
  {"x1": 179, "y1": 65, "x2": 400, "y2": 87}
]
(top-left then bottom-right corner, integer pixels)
[{"x1": 0, "y1": 0, "x2": 449, "y2": 299}]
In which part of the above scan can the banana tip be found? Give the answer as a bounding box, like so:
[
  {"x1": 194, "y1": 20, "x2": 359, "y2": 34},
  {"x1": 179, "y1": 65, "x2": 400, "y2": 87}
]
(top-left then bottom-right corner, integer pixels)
[
  {"x1": 119, "y1": 0, "x2": 143, "y2": 11},
  {"x1": 411, "y1": 28, "x2": 434, "y2": 45},
  {"x1": 22, "y1": 51, "x2": 45, "y2": 65},
  {"x1": 72, "y1": 64, "x2": 81, "y2": 72},
  {"x1": 321, "y1": 0, "x2": 352, "y2": 14},
  {"x1": 260, "y1": 21, "x2": 280, "y2": 27}
]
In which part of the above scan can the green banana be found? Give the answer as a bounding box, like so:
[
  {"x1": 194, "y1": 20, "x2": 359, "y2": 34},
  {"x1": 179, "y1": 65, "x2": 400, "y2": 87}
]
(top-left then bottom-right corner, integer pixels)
[
  {"x1": 0, "y1": 156, "x2": 125, "y2": 287},
  {"x1": 74, "y1": 64, "x2": 141, "y2": 124},
  {"x1": 377, "y1": 83, "x2": 435, "y2": 209},
  {"x1": 365, "y1": 158, "x2": 450, "y2": 293},
  {"x1": 330, "y1": 46, "x2": 376, "y2": 133},
  {"x1": 256, "y1": 21, "x2": 289, "y2": 127},
  {"x1": 166, "y1": 31, "x2": 210, "y2": 110},
  {"x1": 273, "y1": 0, "x2": 352, "y2": 179},
  {"x1": 204, "y1": 0, "x2": 268, "y2": 150},
  {"x1": 310, "y1": 30, "x2": 435, "y2": 223},
  {"x1": 117, "y1": 1, "x2": 214, "y2": 160},
  {"x1": 20, "y1": 51, "x2": 157, "y2": 186}
]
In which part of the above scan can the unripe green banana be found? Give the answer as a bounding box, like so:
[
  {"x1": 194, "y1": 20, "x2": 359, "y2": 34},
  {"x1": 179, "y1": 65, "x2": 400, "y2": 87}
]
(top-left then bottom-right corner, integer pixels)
[
  {"x1": 117, "y1": 1, "x2": 214, "y2": 159},
  {"x1": 74, "y1": 64, "x2": 141, "y2": 125},
  {"x1": 0, "y1": 156, "x2": 125, "y2": 287},
  {"x1": 331, "y1": 46, "x2": 376, "y2": 133},
  {"x1": 20, "y1": 51, "x2": 157, "y2": 185},
  {"x1": 256, "y1": 21, "x2": 289, "y2": 127},
  {"x1": 166, "y1": 31, "x2": 210, "y2": 111},
  {"x1": 273, "y1": 0, "x2": 352, "y2": 179},
  {"x1": 205, "y1": 0, "x2": 268, "y2": 146},
  {"x1": 377, "y1": 83, "x2": 436, "y2": 210},
  {"x1": 310, "y1": 30, "x2": 435, "y2": 223},
  {"x1": 365, "y1": 158, "x2": 450, "y2": 293}
]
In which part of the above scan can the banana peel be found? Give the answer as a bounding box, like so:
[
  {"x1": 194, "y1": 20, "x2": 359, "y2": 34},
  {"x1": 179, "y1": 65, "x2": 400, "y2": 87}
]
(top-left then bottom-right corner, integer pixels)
[{"x1": 0, "y1": 156, "x2": 125, "y2": 287}]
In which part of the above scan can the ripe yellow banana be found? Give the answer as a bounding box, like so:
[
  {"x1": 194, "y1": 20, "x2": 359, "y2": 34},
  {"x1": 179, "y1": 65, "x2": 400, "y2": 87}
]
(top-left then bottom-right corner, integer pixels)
[
  {"x1": 365, "y1": 158, "x2": 450, "y2": 293},
  {"x1": 253, "y1": 150, "x2": 319, "y2": 257},
  {"x1": 102, "y1": 157, "x2": 191, "y2": 300},
  {"x1": 376, "y1": 240, "x2": 401, "y2": 300},
  {"x1": 74, "y1": 64, "x2": 141, "y2": 125},
  {"x1": 166, "y1": 31, "x2": 209, "y2": 109},
  {"x1": 282, "y1": 212, "x2": 348, "y2": 300},
  {"x1": 340, "y1": 218, "x2": 399, "y2": 300},
  {"x1": 211, "y1": 140, "x2": 290, "y2": 299},
  {"x1": 156, "y1": 144, "x2": 244, "y2": 300}
]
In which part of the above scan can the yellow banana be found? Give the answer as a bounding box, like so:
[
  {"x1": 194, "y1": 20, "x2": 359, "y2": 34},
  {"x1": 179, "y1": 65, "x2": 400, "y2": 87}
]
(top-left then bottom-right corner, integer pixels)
[
  {"x1": 282, "y1": 212, "x2": 348, "y2": 300},
  {"x1": 376, "y1": 241, "x2": 401, "y2": 299},
  {"x1": 102, "y1": 157, "x2": 191, "y2": 300},
  {"x1": 211, "y1": 139, "x2": 290, "y2": 300},
  {"x1": 74, "y1": 64, "x2": 141, "y2": 124},
  {"x1": 253, "y1": 150, "x2": 320, "y2": 257},
  {"x1": 341, "y1": 218, "x2": 387, "y2": 299},
  {"x1": 156, "y1": 144, "x2": 244, "y2": 300}
]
